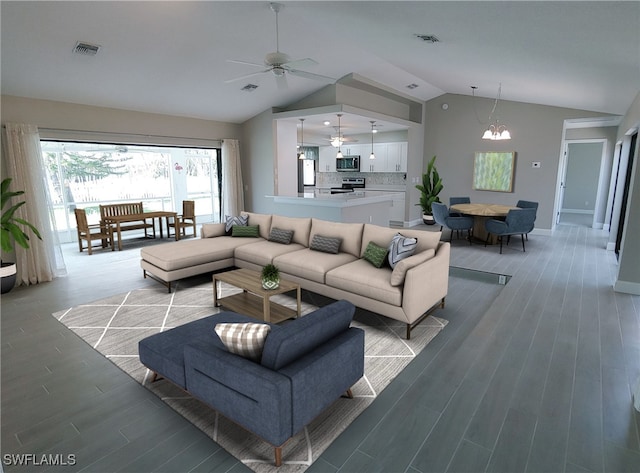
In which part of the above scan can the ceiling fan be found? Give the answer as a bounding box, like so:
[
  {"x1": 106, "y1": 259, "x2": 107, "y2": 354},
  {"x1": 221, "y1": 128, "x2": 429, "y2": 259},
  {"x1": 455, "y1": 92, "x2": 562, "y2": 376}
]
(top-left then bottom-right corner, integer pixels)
[{"x1": 226, "y1": 3, "x2": 336, "y2": 88}]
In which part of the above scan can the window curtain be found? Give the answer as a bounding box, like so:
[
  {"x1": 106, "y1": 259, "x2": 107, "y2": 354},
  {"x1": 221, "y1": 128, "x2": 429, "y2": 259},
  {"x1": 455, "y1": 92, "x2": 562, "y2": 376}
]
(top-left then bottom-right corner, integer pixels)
[
  {"x1": 221, "y1": 139, "x2": 245, "y2": 217},
  {"x1": 3, "y1": 123, "x2": 66, "y2": 286}
]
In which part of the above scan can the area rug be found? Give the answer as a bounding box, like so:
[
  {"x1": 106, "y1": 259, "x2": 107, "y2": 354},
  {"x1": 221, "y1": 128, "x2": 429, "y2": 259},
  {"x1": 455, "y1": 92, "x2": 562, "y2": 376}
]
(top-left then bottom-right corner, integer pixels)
[{"x1": 52, "y1": 281, "x2": 447, "y2": 472}]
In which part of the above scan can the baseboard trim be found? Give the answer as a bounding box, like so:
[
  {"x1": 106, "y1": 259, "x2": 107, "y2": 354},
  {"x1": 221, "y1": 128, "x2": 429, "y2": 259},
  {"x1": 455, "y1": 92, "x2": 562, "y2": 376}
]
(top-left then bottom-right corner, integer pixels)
[
  {"x1": 606, "y1": 242, "x2": 616, "y2": 251},
  {"x1": 614, "y1": 280, "x2": 640, "y2": 295}
]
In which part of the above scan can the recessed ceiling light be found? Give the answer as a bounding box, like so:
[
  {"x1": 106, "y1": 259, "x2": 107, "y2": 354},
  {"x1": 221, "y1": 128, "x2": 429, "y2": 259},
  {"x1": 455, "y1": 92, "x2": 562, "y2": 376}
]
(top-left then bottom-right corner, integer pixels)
[
  {"x1": 406, "y1": 83, "x2": 419, "y2": 90},
  {"x1": 323, "y1": 121, "x2": 331, "y2": 126},
  {"x1": 241, "y1": 84, "x2": 259, "y2": 92},
  {"x1": 415, "y1": 34, "x2": 440, "y2": 43}
]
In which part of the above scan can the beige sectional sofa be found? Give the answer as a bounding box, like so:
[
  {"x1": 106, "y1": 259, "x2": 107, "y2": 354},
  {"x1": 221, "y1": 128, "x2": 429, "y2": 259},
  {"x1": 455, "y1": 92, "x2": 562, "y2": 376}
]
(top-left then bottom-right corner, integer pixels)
[{"x1": 140, "y1": 212, "x2": 450, "y2": 338}]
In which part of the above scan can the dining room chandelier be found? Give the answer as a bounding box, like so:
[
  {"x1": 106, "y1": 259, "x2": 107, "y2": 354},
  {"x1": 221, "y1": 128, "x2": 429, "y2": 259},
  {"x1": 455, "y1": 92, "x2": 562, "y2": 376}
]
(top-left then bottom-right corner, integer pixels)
[{"x1": 475, "y1": 83, "x2": 511, "y2": 141}]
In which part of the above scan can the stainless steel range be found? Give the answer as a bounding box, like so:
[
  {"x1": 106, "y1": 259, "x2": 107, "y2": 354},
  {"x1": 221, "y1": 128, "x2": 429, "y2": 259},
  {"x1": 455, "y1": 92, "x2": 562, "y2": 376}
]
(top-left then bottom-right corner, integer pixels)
[{"x1": 330, "y1": 178, "x2": 365, "y2": 194}]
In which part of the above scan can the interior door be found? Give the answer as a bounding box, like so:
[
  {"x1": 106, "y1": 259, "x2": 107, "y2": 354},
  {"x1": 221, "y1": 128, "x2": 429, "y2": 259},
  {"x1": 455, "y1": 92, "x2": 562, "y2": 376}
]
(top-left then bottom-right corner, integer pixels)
[{"x1": 615, "y1": 132, "x2": 638, "y2": 256}]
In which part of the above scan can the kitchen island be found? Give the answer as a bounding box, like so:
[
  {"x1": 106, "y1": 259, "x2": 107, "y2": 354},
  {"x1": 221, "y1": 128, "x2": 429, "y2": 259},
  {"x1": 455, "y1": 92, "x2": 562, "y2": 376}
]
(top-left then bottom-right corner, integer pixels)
[{"x1": 267, "y1": 190, "x2": 404, "y2": 226}]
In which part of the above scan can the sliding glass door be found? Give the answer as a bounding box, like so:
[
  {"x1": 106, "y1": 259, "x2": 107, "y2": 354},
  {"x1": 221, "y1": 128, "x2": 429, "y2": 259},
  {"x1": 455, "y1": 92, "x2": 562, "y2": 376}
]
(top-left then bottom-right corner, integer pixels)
[{"x1": 41, "y1": 141, "x2": 221, "y2": 243}]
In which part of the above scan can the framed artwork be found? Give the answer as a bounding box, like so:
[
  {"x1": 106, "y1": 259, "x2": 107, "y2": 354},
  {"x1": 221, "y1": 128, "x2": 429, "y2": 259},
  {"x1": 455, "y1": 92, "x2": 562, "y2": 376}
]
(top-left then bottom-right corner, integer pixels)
[{"x1": 473, "y1": 151, "x2": 516, "y2": 192}]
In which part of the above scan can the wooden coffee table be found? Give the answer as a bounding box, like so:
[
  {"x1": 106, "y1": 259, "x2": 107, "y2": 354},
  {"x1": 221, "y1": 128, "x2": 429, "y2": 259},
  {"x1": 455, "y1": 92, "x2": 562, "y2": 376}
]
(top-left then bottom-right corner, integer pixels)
[{"x1": 213, "y1": 268, "x2": 301, "y2": 323}]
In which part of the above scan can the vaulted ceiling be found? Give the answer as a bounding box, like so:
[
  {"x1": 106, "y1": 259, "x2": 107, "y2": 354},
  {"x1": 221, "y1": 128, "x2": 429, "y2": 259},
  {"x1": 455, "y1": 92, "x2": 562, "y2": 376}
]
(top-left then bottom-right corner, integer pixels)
[{"x1": 2, "y1": 1, "x2": 639, "y2": 125}]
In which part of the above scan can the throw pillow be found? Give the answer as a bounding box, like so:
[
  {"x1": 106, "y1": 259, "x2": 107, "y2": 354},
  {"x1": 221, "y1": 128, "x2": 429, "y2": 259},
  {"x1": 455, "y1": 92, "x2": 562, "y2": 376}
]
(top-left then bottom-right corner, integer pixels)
[
  {"x1": 390, "y1": 249, "x2": 436, "y2": 286},
  {"x1": 310, "y1": 234, "x2": 342, "y2": 254},
  {"x1": 363, "y1": 241, "x2": 389, "y2": 268},
  {"x1": 388, "y1": 233, "x2": 418, "y2": 269},
  {"x1": 231, "y1": 224, "x2": 259, "y2": 237},
  {"x1": 224, "y1": 214, "x2": 248, "y2": 234},
  {"x1": 268, "y1": 227, "x2": 294, "y2": 245},
  {"x1": 214, "y1": 322, "x2": 271, "y2": 362}
]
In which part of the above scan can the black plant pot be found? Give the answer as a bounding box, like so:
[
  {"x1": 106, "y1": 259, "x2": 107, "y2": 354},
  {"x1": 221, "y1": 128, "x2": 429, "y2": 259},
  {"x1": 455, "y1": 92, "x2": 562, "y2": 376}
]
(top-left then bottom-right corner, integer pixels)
[{"x1": 1, "y1": 262, "x2": 17, "y2": 294}]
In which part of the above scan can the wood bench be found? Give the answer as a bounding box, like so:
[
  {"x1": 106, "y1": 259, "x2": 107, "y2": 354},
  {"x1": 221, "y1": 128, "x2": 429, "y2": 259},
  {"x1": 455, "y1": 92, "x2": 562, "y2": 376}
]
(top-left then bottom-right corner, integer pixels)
[{"x1": 99, "y1": 202, "x2": 156, "y2": 239}]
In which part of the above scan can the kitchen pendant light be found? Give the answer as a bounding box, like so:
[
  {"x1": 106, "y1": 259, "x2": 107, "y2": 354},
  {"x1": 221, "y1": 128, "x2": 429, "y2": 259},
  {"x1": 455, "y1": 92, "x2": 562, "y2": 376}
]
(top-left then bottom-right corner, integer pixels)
[
  {"x1": 336, "y1": 114, "x2": 343, "y2": 159},
  {"x1": 298, "y1": 118, "x2": 306, "y2": 160},
  {"x1": 369, "y1": 121, "x2": 376, "y2": 160}
]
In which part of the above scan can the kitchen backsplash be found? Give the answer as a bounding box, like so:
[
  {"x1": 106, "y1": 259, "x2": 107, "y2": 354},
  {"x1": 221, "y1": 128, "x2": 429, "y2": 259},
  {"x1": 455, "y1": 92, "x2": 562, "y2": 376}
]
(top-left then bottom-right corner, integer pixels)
[{"x1": 316, "y1": 172, "x2": 406, "y2": 188}]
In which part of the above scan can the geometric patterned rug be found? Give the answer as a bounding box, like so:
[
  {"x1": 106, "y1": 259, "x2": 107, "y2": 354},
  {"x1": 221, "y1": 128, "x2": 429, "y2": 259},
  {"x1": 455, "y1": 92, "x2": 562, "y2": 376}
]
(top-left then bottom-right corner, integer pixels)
[{"x1": 52, "y1": 281, "x2": 447, "y2": 472}]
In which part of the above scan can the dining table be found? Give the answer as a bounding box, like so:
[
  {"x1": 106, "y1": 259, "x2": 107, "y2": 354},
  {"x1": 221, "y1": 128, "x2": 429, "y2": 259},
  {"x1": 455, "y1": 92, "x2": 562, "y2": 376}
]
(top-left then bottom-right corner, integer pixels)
[
  {"x1": 450, "y1": 203, "x2": 518, "y2": 244},
  {"x1": 104, "y1": 211, "x2": 178, "y2": 250}
]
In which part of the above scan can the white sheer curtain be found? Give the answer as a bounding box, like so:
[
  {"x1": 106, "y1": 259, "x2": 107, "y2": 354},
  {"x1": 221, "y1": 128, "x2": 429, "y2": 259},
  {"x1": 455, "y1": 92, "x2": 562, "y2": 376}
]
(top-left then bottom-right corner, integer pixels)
[
  {"x1": 3, "y1": 123, "x2": 66, "y2": 286},
  {"x1": 221, "y1": 139, "x2": 245, "y2": 217}
]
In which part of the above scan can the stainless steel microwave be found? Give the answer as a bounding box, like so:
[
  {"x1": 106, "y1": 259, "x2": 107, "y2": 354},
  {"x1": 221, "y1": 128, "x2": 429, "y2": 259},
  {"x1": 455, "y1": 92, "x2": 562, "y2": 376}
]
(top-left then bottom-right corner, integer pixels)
[{"x1": 336, "y1": 155, "x2": 360, "y2": 172}]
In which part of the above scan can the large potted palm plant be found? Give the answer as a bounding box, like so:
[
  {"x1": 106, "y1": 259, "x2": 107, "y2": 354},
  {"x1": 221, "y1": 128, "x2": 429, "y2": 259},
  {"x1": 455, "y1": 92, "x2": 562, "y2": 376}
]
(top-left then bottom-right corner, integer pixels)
[
  {"x1": 1, "y1": 178, "x2": 42, "y2": 293},
  {"x1": 415, "y1": 155, "x2": 444, "y2": 225}
]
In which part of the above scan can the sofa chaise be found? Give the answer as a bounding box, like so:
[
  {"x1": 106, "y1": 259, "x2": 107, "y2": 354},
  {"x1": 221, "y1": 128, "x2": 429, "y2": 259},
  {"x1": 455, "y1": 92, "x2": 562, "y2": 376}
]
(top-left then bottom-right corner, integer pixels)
[
  {"x1": 138, "y1": 300, "x2": 365, "y2": 466},
  {"x1": 140, "y1": 212, "x2": 450, "y2": 338}
]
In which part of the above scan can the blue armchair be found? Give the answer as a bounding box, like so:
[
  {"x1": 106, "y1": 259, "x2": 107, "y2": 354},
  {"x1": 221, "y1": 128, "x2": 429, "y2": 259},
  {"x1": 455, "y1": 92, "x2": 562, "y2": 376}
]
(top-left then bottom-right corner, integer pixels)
[
  {"x1": 432, "y1": 202, "x2": 474, "y2": 244},
  {"x1": 484, "y1": 208, "x2": 536, "y2": 253},
  {"x1": 449, "y1": 196, "x2": 471, "y2": 216},
  {"x1": 516, "y1": 200, "x2": 538, "y2": 239}
]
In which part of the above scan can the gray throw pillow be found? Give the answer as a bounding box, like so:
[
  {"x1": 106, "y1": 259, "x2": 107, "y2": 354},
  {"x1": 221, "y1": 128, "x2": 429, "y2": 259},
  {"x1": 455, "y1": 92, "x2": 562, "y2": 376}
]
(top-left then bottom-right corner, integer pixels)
[
  {"x1": 268, "y1": 227, "x2": 294, "y2": 245},
  {"x1": 310, "y1": 234, "x2": 342, "y2": 254}
]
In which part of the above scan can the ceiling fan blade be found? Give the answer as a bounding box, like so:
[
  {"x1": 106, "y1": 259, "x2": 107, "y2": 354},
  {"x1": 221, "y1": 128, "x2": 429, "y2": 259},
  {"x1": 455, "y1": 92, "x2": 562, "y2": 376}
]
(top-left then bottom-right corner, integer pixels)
[
  {"x1": 282, "y1": 57, "x2": 318, "y2": 69},
  {"x1": 287, "y1": 68, "x2": 336, "y2": 83},
  {"x1": 225, "y1": 69, "x2": 271, "y2": 83},
  {"x1": 227, "y1": 59, "x2": 265, "y2": 68}
]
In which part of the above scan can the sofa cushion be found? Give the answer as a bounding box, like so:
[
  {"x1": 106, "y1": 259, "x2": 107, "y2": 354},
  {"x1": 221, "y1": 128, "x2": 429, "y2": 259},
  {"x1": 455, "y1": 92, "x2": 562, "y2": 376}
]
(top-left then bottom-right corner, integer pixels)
[
  {"x1": 360, "y1": 224, "x2": 442, "y2": 256},
  {"x1": 214, "y1": 322, "x2": 271, "y2": 362},
  {"x1": 271, "y1": 215, "x2": 311, "y2": 246},
  {"x1": 232, "y1": 224, "x2": 260, "y2": 238},
  {"x1": 241, "y1": 212, "x2": 272, "y2": 240},
  {"x1": 201, "y1": 223, "x2": 226, "y2": 238},
  {"x1": 224, "y1": 214, "x2": 249, "y2": 233},
  {"x1": 326, "y1": 259, "x2": 401, "y2": 306},
  {"x1": 388, "y1": 233, "x2": 418, "y2": 268},
  {"x1": 274, "y1": 248, "x2": 357, "y2": 284},
  {"x1": 310, "y1": 234, "x2": 342, "y2": 254},
  {"x1": 141, "y1": 237, "x2": 260, "y2": 272},
  {"x1": 390, "y1": 249, "x2": 436, "y2": 286},
  {"x1": 268, "y1": 227, "x2": 294, "y2": 245},
  {"x1": 260, "y1": 300, "x2": 355, "y2": 371},
  {"x1": 363, "y1": 241, "x2": 389, "y2": 268},
  {"x1": 234, "y1": 240, "x2": 306, "y2": 267},
  {"x1": 310, "y1": 219, "x2": 363, "y2": 258}
]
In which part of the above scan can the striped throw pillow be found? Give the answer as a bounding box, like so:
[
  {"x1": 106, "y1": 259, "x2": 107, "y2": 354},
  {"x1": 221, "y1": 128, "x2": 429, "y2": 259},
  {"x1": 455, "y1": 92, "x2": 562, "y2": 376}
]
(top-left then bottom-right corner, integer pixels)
[
  {"x1": 268, "y1": 227, "x2": 294, "y2": 245},
  {"x1": 214, "y1": 322, "x2": 271, "y2": 361},
  {"x1": 231, "y1": 224, "x2": 259, "y2": 237},
  {"x1": 363, "y1": 241, "x2": 389, "y2": 268},
  {"x1": 224, "y1": 214, "x2": 248, "y2": 233},
  {"x1": 388, "y1": 233, "x2": 418, "y2": 269},
  {"x1": 310, "y1": 234, "x2": 342, "y2": 254}
]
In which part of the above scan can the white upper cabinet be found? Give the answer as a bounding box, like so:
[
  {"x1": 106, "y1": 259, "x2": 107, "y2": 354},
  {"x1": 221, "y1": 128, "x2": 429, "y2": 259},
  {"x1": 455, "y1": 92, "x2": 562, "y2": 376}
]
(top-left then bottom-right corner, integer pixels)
[
  {"x1": 386, "y1": 142, "x2": 407, "y2": 172},
  {"x1": 319, "y1": 146, "x2": 337, "y2": 172}
]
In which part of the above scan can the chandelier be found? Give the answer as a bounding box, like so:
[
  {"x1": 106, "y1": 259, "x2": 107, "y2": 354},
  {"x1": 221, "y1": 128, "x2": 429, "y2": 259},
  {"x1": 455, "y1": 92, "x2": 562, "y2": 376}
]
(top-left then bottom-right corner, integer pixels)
[{"x1": 473, "y1": 84, "x2": 511, "y2": 140}]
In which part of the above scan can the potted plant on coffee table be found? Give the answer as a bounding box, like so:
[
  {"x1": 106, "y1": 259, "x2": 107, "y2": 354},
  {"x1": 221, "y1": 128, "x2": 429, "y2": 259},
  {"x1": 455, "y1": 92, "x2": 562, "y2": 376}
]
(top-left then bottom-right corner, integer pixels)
[
  {"x1": 415, "y1": 155, "x2": 443, "y2": 225},
  {"x1": 1, "y1": 178, "x2": 42, "y2": 293},
  {"x1": 261, "y1": 263, "x2": 280, "y2": 290}
]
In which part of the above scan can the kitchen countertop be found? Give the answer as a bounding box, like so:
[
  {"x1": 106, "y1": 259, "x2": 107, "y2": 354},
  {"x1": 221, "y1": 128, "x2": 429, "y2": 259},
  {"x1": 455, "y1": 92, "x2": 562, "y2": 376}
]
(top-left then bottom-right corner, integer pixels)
[{"x1": 267, "y1": 190, "x2": 404, "y2": 208}]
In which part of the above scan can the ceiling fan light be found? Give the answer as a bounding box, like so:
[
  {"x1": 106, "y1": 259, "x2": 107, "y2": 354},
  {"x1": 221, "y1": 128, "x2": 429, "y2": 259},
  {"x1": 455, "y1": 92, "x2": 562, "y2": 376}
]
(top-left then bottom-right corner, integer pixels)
[{"x1": 331, "y1": 137, "x2": 343, "y2": 147}]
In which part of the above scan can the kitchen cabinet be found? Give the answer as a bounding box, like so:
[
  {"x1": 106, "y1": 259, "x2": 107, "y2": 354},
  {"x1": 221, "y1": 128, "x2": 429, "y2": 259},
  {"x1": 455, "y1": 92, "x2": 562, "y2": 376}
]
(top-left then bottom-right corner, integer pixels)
[
  {"x1": 386, "y1": 142, "x2": 407, "y2": 172},
  {"x1": 389, "y1": 194, "x2": 406, "y2": 224},
  {"x1": 361, "y1": 142, "x2": 407, "y2": 173},
  {"x1": 319, "y1": 146, "x2": 337, "y2": 172}
]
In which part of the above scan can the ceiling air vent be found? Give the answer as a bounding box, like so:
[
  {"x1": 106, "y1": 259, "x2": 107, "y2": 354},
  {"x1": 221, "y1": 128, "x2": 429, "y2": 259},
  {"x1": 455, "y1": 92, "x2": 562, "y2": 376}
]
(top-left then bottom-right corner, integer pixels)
[
  {"x1": 241, "y1": 84, "x2": 259, "y2": 92},
  {"x1": 415, "y1": 34, "x2": 440, "y2": 43},
  {"x1": 73, "y1": 41, "x2": 101, "y2": 56}
]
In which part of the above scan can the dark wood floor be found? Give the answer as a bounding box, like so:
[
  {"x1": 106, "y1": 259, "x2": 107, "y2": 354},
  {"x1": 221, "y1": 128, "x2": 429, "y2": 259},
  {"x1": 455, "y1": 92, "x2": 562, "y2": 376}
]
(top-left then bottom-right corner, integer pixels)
[{"x1": 2, "y1": 225, "x2": 639, "y2": 472}]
